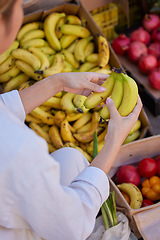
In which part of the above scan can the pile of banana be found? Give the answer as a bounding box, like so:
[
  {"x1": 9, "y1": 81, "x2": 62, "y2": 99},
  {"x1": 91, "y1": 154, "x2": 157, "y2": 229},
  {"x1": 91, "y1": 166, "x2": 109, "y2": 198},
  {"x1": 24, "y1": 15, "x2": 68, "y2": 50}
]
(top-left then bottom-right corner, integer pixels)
[{"x1": 0, "y1": 11, "x2": 142, "y2": 161}]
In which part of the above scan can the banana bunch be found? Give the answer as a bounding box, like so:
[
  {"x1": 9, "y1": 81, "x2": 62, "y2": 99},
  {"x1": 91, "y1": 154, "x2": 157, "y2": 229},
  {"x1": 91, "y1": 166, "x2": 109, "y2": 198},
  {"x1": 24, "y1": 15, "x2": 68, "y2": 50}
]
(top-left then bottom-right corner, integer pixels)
[{"x1": 117, "y1": 183, "x2": 143, "y2": 209}]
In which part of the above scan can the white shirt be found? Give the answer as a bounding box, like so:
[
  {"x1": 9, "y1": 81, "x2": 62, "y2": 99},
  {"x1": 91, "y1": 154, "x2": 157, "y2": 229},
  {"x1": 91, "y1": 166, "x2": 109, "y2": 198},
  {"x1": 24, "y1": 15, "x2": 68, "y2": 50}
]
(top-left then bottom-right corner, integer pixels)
[{"x1": 0, "y1": 90, "x2": 109, "y2": 240}]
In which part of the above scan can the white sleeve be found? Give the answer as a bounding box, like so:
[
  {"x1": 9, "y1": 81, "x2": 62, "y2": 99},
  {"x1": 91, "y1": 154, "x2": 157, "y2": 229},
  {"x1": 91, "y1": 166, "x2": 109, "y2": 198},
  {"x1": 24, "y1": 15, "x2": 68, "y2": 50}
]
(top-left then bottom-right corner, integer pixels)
[
  {"x1": 0, "y1": 90, "x2": 25, "y2": 122},
  {"x1": 10, "y1": 137, "x2": 109, "y2": 240}
]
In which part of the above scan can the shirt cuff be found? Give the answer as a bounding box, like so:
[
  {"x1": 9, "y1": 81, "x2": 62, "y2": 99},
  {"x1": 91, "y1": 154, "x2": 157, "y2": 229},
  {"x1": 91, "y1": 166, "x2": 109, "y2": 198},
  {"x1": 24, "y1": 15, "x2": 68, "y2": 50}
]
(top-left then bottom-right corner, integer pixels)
[
  {"x1": 1, "y1": 90, "x2": 26, "y2": 122},
  {"x1": 72, "y1": 166, "x2": 110, "y2": 204}
]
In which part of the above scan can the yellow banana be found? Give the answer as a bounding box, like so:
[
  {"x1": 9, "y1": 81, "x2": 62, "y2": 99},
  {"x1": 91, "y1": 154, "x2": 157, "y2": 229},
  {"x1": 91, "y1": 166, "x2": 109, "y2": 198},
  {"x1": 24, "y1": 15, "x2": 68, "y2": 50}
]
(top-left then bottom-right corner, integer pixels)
[
  {"x1": 73, "y1": 111, "x2": 92, "y2": 130},
  {"x1": 65, "y1": 15, "x2": 82, "y2": 25},
  {"x1": 55, "y1": 91, "x2": 63, "y2": 98},
  {"x1": 30, "y1": 107, "x2": 55, "y2": 125},
  {"x1": 62, "y1": 60, "x2": 73, "y2": 73},
  {"x1": 48, "y1": 143, "x2": 57, "y2": 154},
  {"x1": 66, "y1": 112, "x2": 83, "y2": 122},
  {"x1": 44, "y1": 12, "x2": 66, "y2": 51},
  {"x1": 0, "y1": 56, "x2": 15, "y2": 75},
  {"x1": 54, "y1": 110, "x2": 66, "y2": 127},
  {"x1": 59, "y1": 24, "x2": 91, "y2": 38},
  {"x1": 87, "y1": 139, "x2": 105, "y2": 156},
  {"x1": 17, "y1": 80, "x2": 35, "y2": 91},
  {"x1": 73, "y1": 94, "x2": 87, "y2": 110},
  {"x1": 60, "y1": 35, "x2": 78, "y2": 49},
  {"x1": 25, "y1": 114, "x2": 42, "y2": 124},
  {"x1": 60, "y1": 118, "x2": 79, "y2": 145},
  {"x1": 118, "y1": 72, "x2": 138, "y2": 116},
  {"x1": 74, "y1": 36, "x2": 94, "y2": 64},
  {"x1": 0, "y1": 66, "x2": 20, "y2": 83},
  {"x1": 39, "y1": 47, "x2": 55, "y2": 55},
  {"x1": 28, "y1": 47, "x2": 50, "y2": 71},
  {"x1": 79, "y1": 62, "x2": 97, "y2": 72},
  {"x1": 98, "y1": 35, "x2": 110, "y2": 68},
  {"x1": 55, "y1": 17, "x2": 66, "y2": 39},
  {"x1": 84, "y1": 42, "x2": 95, "y2": 58},
  {"x1": 17, "y1": 22, "x2": 43, "y2": 41},
  {"x1": 117, "y1": 183, "x2": 143, "y2": 209},
  {"x1": 68, "y1": 122, "x2": 76, "y2": 133},
  {"x1": 21, "y1": 39, "x2": 48, "y2": 49},
  {"x1": 39, "y1": 105, "x2": 51, "y2": 112},
  {"x1": 77, "y1": 121, "x2": 92, "y2": 133},
  {"x1": 43, "y1": 53, "x2": 64, "y2": 78},
  {"x1": 49, "y1": 125, "x2": 64, "y2": 149},
  {"x1": 11, "y1": 48, "x2": 41, "y2": 71},
  {"x1": 29, "y1": 121, "x2": 52, "y2": 144},
  {"x1": 42, "y1": 125, "x2": 50, "y2": 133},
  {"x1": 0, "y1": 40, "x2": 19, "y2": 65},
  {"x1": 90, "y1": 126, "x2": 108, "y2": 146},
  {"x1": 61, "y1": 50, "x2": 79, "y2": 69},
  {"x1": 73, "y1": 112, "x2": 101, "y2": 143},
  {"x1": 61, "y1": 92, "x2": 79, "y2": 113},
  {"x1": 15, "y1": 60, "x2": 43, "y2": 81},
  {"x1": 123, "y1": 130, "x2": 140, "y2": 145},
  {"x1": 92, "y1": 67, "x2": 111, "y2": 75},
  {"x1": 20, "y1": 29, "x2": 45, "y2": 44},
  {"x1": 65, "y1": 39, "x2": 79, "y2": 53},
  {"x1": 86, "y1": 53, "x2": 99, "y2": 63},
  {"x1": 42, "y1": 97, "x2": 61, "y2": 109},
  {"x1": 99, "y1": 72, "x2": 124, "y2": 120},
  {"x1": 3, "y1": 73, "x2": 29, "y2": 92},
  {"x1": 129, "y1": 120, "x2": 141, "y2": 135},
  {"x1": 84, "y1": 72, "x2": 115, "y2": 109}
]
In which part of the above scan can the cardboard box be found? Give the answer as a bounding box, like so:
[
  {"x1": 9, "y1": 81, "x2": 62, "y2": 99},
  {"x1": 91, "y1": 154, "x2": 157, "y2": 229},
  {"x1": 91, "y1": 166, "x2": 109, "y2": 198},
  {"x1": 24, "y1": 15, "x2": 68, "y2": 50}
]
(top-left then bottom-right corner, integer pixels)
[{"x1": 108, "y1": 135, "x2": 160, "y2": 240}]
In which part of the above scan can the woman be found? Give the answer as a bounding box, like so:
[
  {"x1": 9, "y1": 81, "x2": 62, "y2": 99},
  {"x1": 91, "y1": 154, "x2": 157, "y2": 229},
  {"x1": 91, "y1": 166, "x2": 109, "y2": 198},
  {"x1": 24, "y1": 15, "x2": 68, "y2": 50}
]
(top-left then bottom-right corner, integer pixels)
[{"x1": 0, "y1": 0, "x2": 142, "y2": 239}]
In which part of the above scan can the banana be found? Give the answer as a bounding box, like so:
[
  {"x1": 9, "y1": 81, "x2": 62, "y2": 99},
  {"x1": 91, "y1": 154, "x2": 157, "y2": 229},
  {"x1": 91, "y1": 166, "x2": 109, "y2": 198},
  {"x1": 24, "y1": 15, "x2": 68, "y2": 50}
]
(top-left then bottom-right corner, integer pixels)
[
  {"x1": 61, "y1": 92, "x2": 79, "y2": 113},
  {"x1": 77, "y1": 121, "x2": 92, "y2": 133},
  {"x1": 55, "y1": 16, "x2": 66, "y2": 39},
  {"x1": 43, "y1": 53, "x2": 64, "y2": 78},
  {"x1": 55, "y1": 91, "x2": 63, "y2": 98},
  {"x1": 28, "y1": 47, "x2": 50, "y2": 71},
  {"x1": 79, "y1": 62, "x2": 97, "y2": 72},
  {"x1": 0, "y1": 66, "x2": 20, "y2": 83},
  {"x1": 48, "y1": 143, "x2": 57, "y2": 154},
  {"x1": 17, "y1": 80, "x2": 35, "y2": 91},
  {"x1": 87, "y1": 139, "x2": 105, "y2": 156},
  {"x1": 84, "y1": 42, "x2": 95, "y2": 58},
  {"x1": 39, "y1": 47, "x2": 55, "y2": 55},
  {"x1": 68, "y1": 122, "x2": 76, "y2": 133},
  {"x1": 123, "y1": 130, "x2": 140, "y2": 145},
  {"x1": 59, "y1": 24, "x2": 91, "y2": 38},
  {"x1": 74, "y1": 36, "x2": 94, "y2": 64},
  {"x1": 84, "y1": 72, "x2": 115, "y2": 109},
  {"x1": 20, "y1": 29, "x2": 45, "y2": 44},
  {"x1": 15, "y1": 60, "x2": 43, "y2": 81},
  {"x1": 42, "y1": 125, "x2": 50, "y2": 133},
  {"x1": 60, "y1": 35, "x2": 78, "y2": 49},
  {"x1": 86, "y1": 53, "x2": 99, "y2": 63},
  {"x1": 42, "y1": 97, "x2": 61, "y2": 109},
  {"x1": 25, "y1": 114, "x2": 42, "y2": 124},
  {"x1": 73, "y1": 111, "x2": 92, "y2": 130},
  {"x1": 65, "y1": 39, "x2": 79, "y2": 53},
  {"x1": 11, "y1": 48, "x2": 41, "y2": 71},
  {"x1": 99, "y1": 72, "x2": 123, "y2": 120},
  {"x1": 62, "y1": 60, "x2": 73, "y2": 73},
  {"x1": 49, "y1": 125, "x2": 64, "y2": 149},
  {"x1": 0, "y1": 56, "x2": 15, "y2": 75},
  {"x1": 92, "y1": 67, "x2": 111, "y2": 75},
  {"x1": 61, "y1": 50, "x2": 79, "y2": 69},
  {"x1": 29, "y1": 122, "x2": 52, "y2": 144},
  {"x1": 17, "y1": 22, "x2": 43, "y2": 41},
  {"x1": 60, "y1": 117, "x2": 79, "y2": 145},
  {"x1": 118, "y1": 72, "x2": 138, "y2": 117},
  {"x1": 129, "y1": 120, "x2": 141, "y2": 135},
  {"x1": 89, "y1": 126, "x2": 108, "y2": 146},
  {"x1": 44, "y1": 12, "x2": 66, "y2": 51},
  {"x1": 65, "y1": 15, "x2": 82, "y2": 25},
  {"x1": 98, "y1": 35, "x2": 110, "y2": 68},
  {"x1": 30, "y1": 107, "x2": 55, "y2": 125},
  {"x1": 21, "y1": 39, "x2": 48, "y2": 49},
  {"x1": 39, "y1": 105, "x2": 51, "y2": 112},
  {"x1": 117, "y1": 183, "x2": 143, "y2": 209},
  {"x1": 66, "y1": 112, "x2": 83, "y2": 122},
  {"x1": 54, "y1": 110, "x2": 66, "y2": 127},
  {"x1": 73, "y1": 94, "x2": 87, "y2": 111},
  {"x1": 73, "y1": 112, "x2": 100, "y2": 143},
  {"x1": 3, "y1": 73, "x2": 29, "y2": 92},
  {"x1": 0, "y1": 40, "x2": 19, "y2": 65}
]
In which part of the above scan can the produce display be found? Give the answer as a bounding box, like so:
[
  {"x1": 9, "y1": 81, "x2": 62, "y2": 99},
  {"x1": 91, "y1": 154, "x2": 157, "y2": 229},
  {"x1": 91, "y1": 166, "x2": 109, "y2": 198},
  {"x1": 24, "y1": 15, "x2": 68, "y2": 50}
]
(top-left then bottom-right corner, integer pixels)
[
  {"x1": 112, "y1": 13, "x2": 160, "y2": 90},
  {"x1": 114, "y1": 155, "x2": 160, "y2": 209},
  {"x1": 0, "y1": 11, "x2": 141, "y2": 161}
]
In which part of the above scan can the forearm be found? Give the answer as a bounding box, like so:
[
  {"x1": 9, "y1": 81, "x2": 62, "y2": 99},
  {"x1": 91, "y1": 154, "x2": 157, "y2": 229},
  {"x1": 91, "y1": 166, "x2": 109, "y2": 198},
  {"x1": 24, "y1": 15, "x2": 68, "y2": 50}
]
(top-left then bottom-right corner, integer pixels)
[{"x1": 19, "y1": 74, "x2": 63, "y2": 114}]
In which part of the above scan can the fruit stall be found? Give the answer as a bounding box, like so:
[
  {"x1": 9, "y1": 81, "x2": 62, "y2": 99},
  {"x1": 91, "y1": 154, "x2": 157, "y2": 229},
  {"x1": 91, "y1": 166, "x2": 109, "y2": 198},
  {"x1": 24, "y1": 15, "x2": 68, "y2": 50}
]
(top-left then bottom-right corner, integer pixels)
[{"x1": 0, "y1": 0, "x2": 160, "y2": 239}]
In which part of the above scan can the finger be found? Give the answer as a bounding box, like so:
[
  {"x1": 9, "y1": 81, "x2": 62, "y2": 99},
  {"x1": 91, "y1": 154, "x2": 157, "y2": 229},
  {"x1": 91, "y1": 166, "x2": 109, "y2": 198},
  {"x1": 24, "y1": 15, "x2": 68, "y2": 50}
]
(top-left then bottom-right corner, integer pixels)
[
  {"x1": 106, "y1": 97, "x2": 120, "y2": 119},
  {"x1": 127, "y1": 95, "x2": 143, "y2": 119},
  {"x1": 86, "y1": 81, "x2": 106, "y2": 93},
  {"x1": 88, "y1": 72, "x2": 109, "y2": 83}
]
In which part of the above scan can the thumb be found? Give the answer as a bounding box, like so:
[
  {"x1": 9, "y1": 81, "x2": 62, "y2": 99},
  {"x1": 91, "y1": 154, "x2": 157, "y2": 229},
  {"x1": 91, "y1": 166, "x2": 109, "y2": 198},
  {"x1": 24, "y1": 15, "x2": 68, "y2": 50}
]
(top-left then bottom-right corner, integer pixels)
[
  {"x1": 106, "y1": 97, "x2": 120, "y2": 119},
  {"x1": 87, "y1": 82, "x2": 106, "y2": 93}
]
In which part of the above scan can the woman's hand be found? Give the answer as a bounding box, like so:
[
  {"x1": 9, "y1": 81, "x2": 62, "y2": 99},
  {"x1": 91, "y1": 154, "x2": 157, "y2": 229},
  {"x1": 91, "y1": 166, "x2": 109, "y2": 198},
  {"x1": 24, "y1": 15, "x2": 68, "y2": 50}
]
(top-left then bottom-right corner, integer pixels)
[
  {"x1": 53, "y1": 72, "x2": 108, "y2": 96},
  {"x1": 105, "y1": 95, "x2": 143, "y2": 146}
]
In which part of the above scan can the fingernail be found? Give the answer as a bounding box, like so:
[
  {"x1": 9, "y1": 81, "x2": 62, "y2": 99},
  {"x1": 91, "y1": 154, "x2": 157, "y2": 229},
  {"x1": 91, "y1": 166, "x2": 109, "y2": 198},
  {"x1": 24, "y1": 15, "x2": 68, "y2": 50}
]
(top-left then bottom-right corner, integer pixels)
[
  {"x1": 106, "y1": 97, "x2": 112, "y2": 103},
  {"x1": 99, "y1": 86, "x2": 106, "y2": 92}
]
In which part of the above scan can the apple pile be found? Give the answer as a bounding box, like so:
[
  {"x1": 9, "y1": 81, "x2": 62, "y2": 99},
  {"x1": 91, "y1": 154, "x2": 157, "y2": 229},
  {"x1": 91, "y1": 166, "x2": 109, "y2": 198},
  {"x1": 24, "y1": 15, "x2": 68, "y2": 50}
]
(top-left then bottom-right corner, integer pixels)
[{"x1": 112, "y1": 13, "x2": 160, "y2": 90}]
